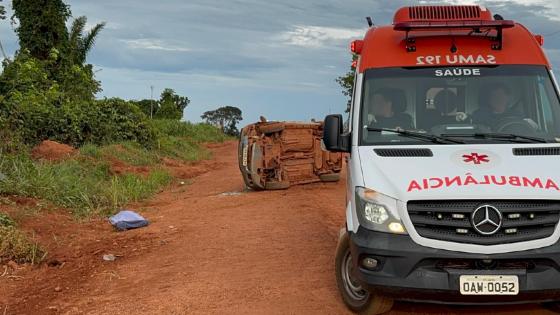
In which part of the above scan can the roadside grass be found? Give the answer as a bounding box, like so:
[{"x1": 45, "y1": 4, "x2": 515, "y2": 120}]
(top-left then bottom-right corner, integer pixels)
[
  {"x1": 0, "y1": 154, "x2": 172, "y2": 217},
  {"x1": 81, "y1": 121, "x2": 229, "y2": 166},
  {"x1": 104, "y1": 170, "x2": 171, "y2": 216},
  {"x1": 149, "y1": 120, "x2": 229, "y2": 143},
  {"x1": 0, "y1": 213, "x2": 45, "y2": 264},
  {"x1": 0, "y1": 121, "x2": 225, "y2": 263},
  {"x1": 156, "y1": 136, "x2": 211, "y2": 161}
]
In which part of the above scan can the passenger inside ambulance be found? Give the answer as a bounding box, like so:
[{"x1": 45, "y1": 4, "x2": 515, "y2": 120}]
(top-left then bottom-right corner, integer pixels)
[{"x1": 431, "y1": 89, "x2": 469, "y2": 125}]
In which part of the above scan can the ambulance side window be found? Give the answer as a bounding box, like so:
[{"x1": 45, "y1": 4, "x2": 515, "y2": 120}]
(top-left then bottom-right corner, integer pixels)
[
  {"x1": 536, "y1": 75, "x2": 560, "y2": 133},
  {"x1": 539, "y1": 79, "x2": 554, "y2": 131}
]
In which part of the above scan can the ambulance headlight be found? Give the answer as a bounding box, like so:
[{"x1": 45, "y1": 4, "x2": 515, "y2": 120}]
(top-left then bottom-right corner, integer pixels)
[
  {"x1": 356, "y1": 187, "x2": 407, "y2": 234},
  {"x1": 364, "y1": 203, "x2": 389, "y2": 224}
]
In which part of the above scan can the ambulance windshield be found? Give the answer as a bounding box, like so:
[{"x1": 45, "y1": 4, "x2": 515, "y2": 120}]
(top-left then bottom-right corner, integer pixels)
[{"x1": 360, "y1": 65, "x2": 560, "y2": 145}]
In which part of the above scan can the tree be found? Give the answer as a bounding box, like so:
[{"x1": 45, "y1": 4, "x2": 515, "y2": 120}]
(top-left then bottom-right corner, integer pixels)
[
  {"x1": 154, "y1": 88, "x2": 190, "y2": 120},
  {"x1": 336, "y1": 54, "x2": 358, "y2": 113},
  {"x1": 131, "y1": 99, "x2": 156, "y2": 117},
  {"x1": 1, "y1": 0, "x2": 103, "y2": 106},
  {"x1": 68, "y1": 16, "x2": 105, "y2": 65},
  {"x1": 11, "y1": 0, "x2": 71, "y2": 60},
  {"x1": 201, "y1": 106, "x2": 242, "y2": 136}
]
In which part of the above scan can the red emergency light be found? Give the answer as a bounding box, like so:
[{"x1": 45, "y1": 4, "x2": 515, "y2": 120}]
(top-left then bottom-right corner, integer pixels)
[
  {"x1": 393, "y1": 20, "x2": 514, "y2": 32},
  {"x1": 392, "y1": 5, "x2": 515, "y2": 52},
  {"x1": 394, "y1": 5, "x2": 493, "y2": 23},
  {"x1": 350, "y1": 40, "x2": 364, "y2": 54},
  {"x1": 534, "y1": 34, "x2": 544, "y2": 46}
]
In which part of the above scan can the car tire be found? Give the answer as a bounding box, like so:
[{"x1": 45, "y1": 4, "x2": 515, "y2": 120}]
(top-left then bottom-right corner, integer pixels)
[
  {"x1": 238, "y1": 135, "x2": 256, "y2": 189},
  {"x1": 264, "y1": 181, "x2": 290, "y2": 190},
  {"x1": 335, "y1": 231, "x2": 393, "y2": 314},
  {"x1": 319, "y1": 173, "x2": 340, "y2": 182},
  {"x1": 258, "y1": 123, "x2": 285, "y2": 134}
]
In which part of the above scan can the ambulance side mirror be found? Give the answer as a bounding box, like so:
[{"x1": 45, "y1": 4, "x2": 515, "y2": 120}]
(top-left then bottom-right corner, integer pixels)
[{"x1": 323, "y1": 114, "x2": 350, "y2": 153}]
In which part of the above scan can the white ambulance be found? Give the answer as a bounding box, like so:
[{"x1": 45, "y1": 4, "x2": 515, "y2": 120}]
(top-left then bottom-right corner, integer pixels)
[{"x1": 323, "y1": 5, "x2": 560, "y2": 314}]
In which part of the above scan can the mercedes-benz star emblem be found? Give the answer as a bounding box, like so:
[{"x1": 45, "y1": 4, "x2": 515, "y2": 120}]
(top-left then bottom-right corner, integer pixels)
[{"x1": 471, "y1": 205, "x2": 502, "y2": 235}]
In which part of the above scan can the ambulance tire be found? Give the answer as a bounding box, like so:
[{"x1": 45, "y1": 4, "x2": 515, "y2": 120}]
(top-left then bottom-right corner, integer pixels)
[
  {"x1": 335, "y1": 232, "x2": 393, "y2": 314},
  {"x1": 319, "y1": 173, "x2": 340, "y2": 182},
  {"x1": 542, "y1": 302, "x2": 560, "y2": 313},
  {"x1": 264, "y1": 181, "x2": 290, "y2": 190}
]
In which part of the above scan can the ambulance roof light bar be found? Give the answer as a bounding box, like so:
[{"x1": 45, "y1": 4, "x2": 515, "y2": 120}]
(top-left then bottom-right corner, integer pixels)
[
  {"x1": 395, "y1": 20, "x2": 514, "y2": 52},
  {"x1": 393, "y1": 5, "x2": 515, "y2": 52},
  {"x1": 394, "y1": 19, "x2": 515, "y2": 32}
]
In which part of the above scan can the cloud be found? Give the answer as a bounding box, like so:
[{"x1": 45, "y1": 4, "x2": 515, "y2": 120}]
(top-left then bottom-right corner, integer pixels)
[
  {"x1": 122, "y1": 38, "x2": 192, "y2": 52},
  {"x1": 279, "y1": 25, "x2": 365, "y2": 48},
  {"x1": 3, "y1": 0, "x2": 560, "y2": 125}
]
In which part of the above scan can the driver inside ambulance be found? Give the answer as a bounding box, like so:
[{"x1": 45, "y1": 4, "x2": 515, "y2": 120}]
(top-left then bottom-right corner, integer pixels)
[{"x1": 472, "y1": 83, "x2": 516, "y2": 127}]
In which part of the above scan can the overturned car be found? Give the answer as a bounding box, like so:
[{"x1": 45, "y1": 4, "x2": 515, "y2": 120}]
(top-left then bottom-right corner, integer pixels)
[{"x1": 238, "y1": 119, "x2": 343, "y2": 190}]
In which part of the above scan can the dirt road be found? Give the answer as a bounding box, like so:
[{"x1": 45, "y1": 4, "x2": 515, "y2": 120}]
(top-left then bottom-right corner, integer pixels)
[{"x1": 0, "y1": 141, "x2": 555, "y2": 314}]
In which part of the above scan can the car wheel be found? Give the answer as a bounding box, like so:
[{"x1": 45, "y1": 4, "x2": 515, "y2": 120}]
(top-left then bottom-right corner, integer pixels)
[
  {"x1": 335, "y1": 231, "x2": 393, "y2": 314},
  {"x1": 258, "y1": 122, "x2": 285, "y2": 134}
]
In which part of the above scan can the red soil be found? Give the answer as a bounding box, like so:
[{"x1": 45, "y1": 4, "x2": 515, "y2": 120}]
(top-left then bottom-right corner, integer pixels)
[
  {"x1": 31, "y1": 141, "x2": 76, "y2": 162},
  {"x1": 0, "y1": 141, "x2": 552, "y2": 315}
]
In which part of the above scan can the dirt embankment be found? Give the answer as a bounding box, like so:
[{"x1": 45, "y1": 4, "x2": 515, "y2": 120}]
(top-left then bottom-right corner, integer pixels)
[
  {"x1": 0, "y1": 141, "x2": 553, "y2": 314},
  {"x1": 31, "y1": 141, "x2": 76, "y2": 162}
]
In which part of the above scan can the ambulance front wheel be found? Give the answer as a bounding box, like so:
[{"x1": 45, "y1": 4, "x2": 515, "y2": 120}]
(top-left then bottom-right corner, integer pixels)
[{"x1": 335, "y1": 230, "x2": 393, "y2": 315}]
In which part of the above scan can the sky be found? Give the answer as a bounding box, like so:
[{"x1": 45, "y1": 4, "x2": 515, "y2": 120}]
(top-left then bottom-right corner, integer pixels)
[{"x1": 1, "y1": 0, "x2": 560, "y2": 125}]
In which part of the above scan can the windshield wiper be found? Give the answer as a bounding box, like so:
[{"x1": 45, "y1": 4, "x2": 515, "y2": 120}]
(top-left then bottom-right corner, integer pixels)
[
  {"x1": 367, "y1": 127, "x2": 465, "y2": 144},
  {"x1": 440, "y1": 133, "x2": 549, "y2": 143}
]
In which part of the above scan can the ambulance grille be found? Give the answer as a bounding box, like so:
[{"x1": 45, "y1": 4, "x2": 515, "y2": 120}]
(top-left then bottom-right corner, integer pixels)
[
  {"x1": 407, "y1": 200, "x2": 560, "y2": 245},
  {"x1": 513, "y1": 147, "x2": 560, "y2": 156},
  {"x1": 408, "y1": 6, "x2": 481, "y2": 20},
  {"x1": 374, "y1": 148, "x2": 433, "y2": 157}
]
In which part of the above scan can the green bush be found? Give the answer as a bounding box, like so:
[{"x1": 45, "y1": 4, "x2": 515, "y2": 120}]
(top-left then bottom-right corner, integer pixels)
[
  {"x1": 91, "y1": 98, "x2": 157, "y2": 147},
  {"x1": 0, "y1": 97, "x2": 157, "y2": 148}
]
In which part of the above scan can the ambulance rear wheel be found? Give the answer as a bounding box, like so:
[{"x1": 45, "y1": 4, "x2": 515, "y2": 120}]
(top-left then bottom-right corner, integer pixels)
[{"x1": 335, "y1": 232, "x2": 393, "y2": 314}]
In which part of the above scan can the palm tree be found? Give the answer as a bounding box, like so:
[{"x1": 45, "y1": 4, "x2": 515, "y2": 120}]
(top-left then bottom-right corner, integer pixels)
[
  {"x1": 0, "y1": 0, "x2": 7, "y2": 60},
  {"x1": 68, "y1": 16, "x2": 106, "y2": 65}
]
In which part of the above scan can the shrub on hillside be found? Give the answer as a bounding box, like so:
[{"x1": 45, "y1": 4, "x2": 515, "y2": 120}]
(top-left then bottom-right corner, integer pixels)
[
  {"x1": 0, "y1": 53, "x2": 155, "y2": 148},
  {"x1": 0, "y1": 96, "x2": 157, "y2": 147},
  {"x1": 149, "y1": 119, "x2": 227, "y2": 143},
  {"x1": 92, "y1": 98, "x2": 157, "y2": 147}
]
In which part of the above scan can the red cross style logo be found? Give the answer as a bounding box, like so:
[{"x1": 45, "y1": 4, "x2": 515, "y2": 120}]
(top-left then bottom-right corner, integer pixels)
[{"x1": 462, "y1": 153, "x2": 490, "y2": 165}]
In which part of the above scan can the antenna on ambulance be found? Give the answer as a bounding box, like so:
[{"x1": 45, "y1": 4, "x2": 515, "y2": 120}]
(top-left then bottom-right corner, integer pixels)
[
  {"x1": 366, "y1": 17, "x2": 373, "y2": 27},
  {"x1": 494, "y1": 14, "x2": 504, "y2": 21}
]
